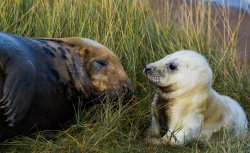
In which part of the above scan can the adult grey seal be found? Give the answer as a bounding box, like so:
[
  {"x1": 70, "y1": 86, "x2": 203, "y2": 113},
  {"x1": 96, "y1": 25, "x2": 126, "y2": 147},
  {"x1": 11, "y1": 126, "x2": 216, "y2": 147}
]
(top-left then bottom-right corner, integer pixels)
[{"x1": 0, "y1": 32, "x2": 133, "y2": 140}]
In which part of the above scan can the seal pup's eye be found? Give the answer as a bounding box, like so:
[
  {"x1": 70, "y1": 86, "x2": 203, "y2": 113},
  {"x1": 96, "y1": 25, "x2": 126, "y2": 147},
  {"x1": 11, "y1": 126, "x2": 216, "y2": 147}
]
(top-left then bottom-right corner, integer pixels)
[
  {"x1": 168, "y1": 62, "x2": 177, "y2": 71},
  {"x1": 95, "y1": 59, "x2": 108, "y2": 67}
]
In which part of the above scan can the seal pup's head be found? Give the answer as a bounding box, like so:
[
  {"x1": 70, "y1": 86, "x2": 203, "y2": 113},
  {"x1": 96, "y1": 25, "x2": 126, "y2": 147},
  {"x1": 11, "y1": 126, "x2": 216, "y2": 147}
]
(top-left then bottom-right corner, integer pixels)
[{"x1": 144, "y1": 50, "x2": 212, "y2": 95}]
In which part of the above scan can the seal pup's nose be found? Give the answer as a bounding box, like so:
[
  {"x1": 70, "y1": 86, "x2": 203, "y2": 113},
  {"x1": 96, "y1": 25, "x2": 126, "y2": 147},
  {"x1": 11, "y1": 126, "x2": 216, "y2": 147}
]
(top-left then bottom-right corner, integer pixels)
[{"x1": 143, "y1": 66, "x2": 155, "y2": 75}]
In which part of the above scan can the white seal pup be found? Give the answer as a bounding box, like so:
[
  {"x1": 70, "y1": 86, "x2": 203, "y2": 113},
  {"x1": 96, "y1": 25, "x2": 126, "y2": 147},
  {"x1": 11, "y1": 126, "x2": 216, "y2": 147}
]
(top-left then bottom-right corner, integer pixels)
[{"x1": 144, "y1": 50, "x2": 248, "y2": 145}]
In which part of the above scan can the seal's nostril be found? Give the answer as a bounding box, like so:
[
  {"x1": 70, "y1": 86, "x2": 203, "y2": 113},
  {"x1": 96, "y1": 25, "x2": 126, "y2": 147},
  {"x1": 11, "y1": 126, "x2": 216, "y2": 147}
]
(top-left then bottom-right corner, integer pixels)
[
  {"x1": 144, "y1": 66, "x2": 153, "y2": 75},
  {"x1": 145, "y1": 67, "x2": 152, "y2": 72},
  {"x1": 121, "y1": 80, "x2": 134, "y2": 96}
]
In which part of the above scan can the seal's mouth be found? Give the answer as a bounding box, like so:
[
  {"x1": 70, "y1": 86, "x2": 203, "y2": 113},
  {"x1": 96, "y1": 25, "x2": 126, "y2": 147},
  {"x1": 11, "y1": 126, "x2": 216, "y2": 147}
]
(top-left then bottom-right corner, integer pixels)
[
  {"x1": 84, "y1": 87, "x2": 134, "y2": 106},
  {"x1": 143, "y1": 66, "x2": 163, "y2": 85},
  {"x1": 146, "y1": 73, "x2": 162, "y2": 84},
  {"x1": 85, "y1": 81, "x2": 134, "y2": 104}
]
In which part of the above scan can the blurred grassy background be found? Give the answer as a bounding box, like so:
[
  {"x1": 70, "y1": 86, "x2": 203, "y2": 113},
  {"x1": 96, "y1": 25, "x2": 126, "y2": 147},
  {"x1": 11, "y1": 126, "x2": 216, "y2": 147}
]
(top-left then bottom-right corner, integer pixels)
[{"x1": 0, "y1": 0, "x2": 249, "y2": 152}]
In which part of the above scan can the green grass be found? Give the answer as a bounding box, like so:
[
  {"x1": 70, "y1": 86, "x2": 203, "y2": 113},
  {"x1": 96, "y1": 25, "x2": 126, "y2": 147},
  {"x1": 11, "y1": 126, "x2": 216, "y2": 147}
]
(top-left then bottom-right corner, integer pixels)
[{"x1": 0, "y1": 0, "x2": 249, "y2": 152}]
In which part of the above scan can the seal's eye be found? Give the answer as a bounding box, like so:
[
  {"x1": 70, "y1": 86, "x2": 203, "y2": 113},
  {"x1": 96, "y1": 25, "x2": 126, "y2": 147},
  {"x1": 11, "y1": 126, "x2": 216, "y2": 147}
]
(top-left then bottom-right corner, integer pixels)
[
  {"x1": 95, "y1": 59, "x2": 108, "y2": 67},
  {"x1": 168, "y1": 62, "x2": 177, "y2": 71}
]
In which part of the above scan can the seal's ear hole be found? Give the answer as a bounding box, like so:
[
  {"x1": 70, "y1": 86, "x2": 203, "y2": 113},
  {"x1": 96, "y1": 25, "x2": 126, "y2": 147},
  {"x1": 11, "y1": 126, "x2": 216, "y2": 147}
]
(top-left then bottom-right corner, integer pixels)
[
  {"x1": 80, "y1": 47, "x2": 90, "y2": 55},
  {"x1": 84, "y1": 48, "x2": 90, "y2": 54}
]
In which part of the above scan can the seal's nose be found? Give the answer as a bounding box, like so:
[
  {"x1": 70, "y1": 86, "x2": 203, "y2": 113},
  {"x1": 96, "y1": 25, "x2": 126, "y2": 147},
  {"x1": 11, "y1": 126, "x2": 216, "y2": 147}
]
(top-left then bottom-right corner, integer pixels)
[
  {"x1": 143, "y1": 66, "x2": 154, "y2": 75},
  {"x1": 121, "y1": 80, "x2": 134, "y2": 96}
]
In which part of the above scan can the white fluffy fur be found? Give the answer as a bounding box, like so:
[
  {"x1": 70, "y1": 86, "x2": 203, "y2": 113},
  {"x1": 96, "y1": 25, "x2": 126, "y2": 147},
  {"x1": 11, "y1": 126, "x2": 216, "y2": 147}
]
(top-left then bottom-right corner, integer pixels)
[{"x1": 145, "y1": 50, "x2": 248, "y2": 145}]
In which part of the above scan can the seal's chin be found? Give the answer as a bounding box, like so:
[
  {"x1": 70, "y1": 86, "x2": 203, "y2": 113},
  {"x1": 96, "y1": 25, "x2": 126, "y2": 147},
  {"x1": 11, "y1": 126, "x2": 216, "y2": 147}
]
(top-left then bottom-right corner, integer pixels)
[
  {"x1": 147, "y1": 74, "x2": 163, "y2": 85},
  {"x1": 86, "y1": 86, "x2": 134, "y2": 105},
  {"x1": 104, "y1": 87, "x2": 134, "y2": 100}
]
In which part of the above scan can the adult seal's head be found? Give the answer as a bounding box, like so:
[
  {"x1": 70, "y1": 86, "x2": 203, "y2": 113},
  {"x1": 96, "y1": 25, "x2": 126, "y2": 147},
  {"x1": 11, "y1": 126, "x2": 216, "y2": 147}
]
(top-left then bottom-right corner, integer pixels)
[{"x1": 43, "y1": 37, "x2": 134, "y2": 100}]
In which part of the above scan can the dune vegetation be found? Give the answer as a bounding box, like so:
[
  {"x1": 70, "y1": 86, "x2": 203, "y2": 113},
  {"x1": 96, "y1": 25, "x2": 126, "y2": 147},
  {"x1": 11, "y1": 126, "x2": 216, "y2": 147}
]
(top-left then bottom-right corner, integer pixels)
[{"x1": 0, "y1": 0, "x2": 249, "y2": 152}]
